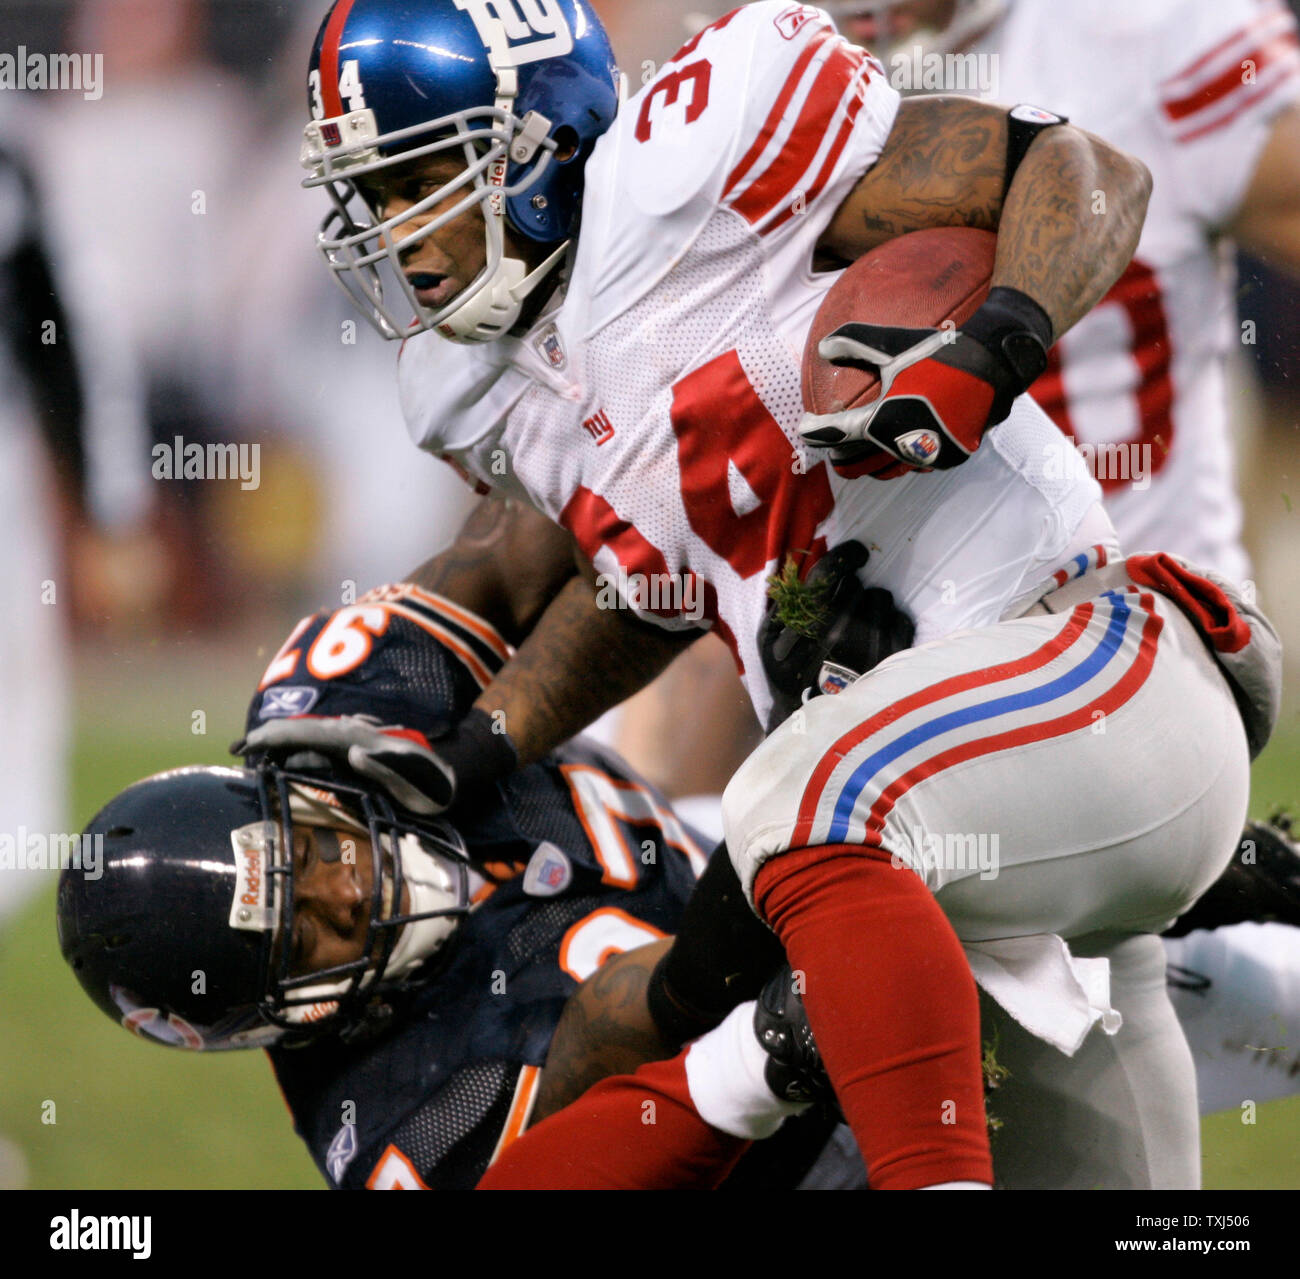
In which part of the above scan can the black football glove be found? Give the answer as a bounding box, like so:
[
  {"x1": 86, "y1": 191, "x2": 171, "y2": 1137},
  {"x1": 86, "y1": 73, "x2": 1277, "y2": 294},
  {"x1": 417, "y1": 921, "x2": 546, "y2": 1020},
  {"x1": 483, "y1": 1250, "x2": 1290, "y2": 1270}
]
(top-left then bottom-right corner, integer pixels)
[
  {"x1": 800, "y1": 287, "x2": 1053, "y2": 471},
  {"x1": 760, "y1": 541, "x2": 914, "y2": 733},
  {"x1": 232, "y1": 707, "x2": 517, "y2": 816}
]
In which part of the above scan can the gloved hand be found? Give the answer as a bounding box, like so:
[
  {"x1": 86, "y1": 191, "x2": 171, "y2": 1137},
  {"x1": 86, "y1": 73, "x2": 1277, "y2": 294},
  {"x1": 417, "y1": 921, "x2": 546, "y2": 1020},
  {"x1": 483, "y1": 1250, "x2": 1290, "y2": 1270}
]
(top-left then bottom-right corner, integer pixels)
[
  {"x1": 800, "y1": 286, "x2": 1053, "y2": 471},
  {"x1": 233, "y1": 708, "x2": 516, "y2": 815},
  {"x1": 760, "y1": 541, "x2": 914, "y2": 733}
]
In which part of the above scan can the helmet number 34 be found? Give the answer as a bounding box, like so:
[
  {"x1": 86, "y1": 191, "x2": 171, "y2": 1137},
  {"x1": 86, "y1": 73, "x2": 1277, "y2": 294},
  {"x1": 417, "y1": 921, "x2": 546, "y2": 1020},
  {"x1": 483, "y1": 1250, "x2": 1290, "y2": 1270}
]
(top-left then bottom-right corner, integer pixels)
[{"x1": 309, "y1": 59, "x2": 367, "y2": 121}]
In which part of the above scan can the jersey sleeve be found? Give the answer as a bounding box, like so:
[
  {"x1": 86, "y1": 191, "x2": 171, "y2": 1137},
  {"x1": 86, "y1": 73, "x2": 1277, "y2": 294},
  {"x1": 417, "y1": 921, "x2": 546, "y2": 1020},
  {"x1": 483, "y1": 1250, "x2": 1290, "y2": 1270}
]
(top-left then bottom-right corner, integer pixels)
[
  {"x1": 244, "y1": 587, "x2": 511, "y2": 742},
  {"x1": 1154, "y1": 0, "x2": 1300, "y2": 227},
  {"x1": 715, "y1": 2, "x2": 901, "y2": 245}
]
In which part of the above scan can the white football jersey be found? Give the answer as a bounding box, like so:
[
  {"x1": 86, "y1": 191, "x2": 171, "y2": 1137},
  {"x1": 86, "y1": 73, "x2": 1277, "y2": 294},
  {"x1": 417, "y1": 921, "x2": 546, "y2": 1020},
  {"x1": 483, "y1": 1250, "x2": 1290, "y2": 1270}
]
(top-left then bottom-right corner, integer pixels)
[
  {"x1": 966, "y1": 0, "x2": 1300, "y2": 583},
  {"x1": 401, "y1": 1, "x2": 1106, "y2": 726}
]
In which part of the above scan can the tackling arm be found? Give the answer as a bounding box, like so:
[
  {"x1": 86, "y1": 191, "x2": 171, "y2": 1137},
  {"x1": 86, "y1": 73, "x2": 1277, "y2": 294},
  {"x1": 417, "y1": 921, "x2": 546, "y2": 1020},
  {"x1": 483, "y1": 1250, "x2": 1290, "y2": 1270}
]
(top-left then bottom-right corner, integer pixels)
[
  {"x1": 407, "y1": 498, "x2": 701, "y2": 767},
  {"x1": 468, "y1": 566, "x2": 702, "y2": 768},
  {"x1": 404, "y1": 495, "x2": 579, "y2": 646},
  {"x1": 820, "y1": 94, "x2": 1153, "y2": 340}
]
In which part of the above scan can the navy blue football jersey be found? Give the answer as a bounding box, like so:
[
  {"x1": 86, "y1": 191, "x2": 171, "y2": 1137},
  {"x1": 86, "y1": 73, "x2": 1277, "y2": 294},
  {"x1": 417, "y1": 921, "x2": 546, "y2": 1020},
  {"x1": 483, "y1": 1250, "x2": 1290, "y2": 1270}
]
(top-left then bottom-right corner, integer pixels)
[{"x1": 248, "y1": 586, "x2": 707, "y2": 1188}]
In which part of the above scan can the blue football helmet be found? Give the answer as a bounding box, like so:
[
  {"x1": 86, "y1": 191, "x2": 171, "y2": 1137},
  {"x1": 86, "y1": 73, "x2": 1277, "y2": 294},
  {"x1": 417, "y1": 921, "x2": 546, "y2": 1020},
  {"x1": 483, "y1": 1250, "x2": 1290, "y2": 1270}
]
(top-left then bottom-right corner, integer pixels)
[{"x1": 300, "y1": 0, "x2": 620, "y2": 343}]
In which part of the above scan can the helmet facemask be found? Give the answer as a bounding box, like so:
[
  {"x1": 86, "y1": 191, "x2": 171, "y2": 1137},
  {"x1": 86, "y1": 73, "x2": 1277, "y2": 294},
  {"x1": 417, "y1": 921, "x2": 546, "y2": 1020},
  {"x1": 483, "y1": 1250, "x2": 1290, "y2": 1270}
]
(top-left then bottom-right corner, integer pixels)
[
  {"x1": 244, "y1": 765, "x2": 477, "y2": 1042},
  {"x1": 302, "y1": 102, "x2": 569, "y2": 343}
]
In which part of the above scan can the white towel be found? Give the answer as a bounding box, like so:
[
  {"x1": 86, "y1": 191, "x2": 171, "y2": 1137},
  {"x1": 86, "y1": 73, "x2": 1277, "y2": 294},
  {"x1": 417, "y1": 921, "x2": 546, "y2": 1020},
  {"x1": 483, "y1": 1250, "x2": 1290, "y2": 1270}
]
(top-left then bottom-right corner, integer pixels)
[{"x1": 964, "y1": 933, "x2": 1123, "y2": 1056}]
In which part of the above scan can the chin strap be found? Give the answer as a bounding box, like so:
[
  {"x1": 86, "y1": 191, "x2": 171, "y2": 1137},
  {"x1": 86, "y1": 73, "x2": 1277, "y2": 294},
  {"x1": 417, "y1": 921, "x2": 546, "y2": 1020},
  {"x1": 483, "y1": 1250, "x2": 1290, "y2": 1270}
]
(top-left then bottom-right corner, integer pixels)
[{"x1": 437, "y1": 240, "x2": 570, "y2": 343}]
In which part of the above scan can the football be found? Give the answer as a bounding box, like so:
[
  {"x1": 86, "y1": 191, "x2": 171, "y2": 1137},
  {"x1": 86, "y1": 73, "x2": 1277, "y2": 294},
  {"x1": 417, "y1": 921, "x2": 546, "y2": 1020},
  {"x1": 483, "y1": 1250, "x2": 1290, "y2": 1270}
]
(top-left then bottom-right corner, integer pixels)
[{"x1": 801, "y1": 226, "x2": 997, "y2": 416}]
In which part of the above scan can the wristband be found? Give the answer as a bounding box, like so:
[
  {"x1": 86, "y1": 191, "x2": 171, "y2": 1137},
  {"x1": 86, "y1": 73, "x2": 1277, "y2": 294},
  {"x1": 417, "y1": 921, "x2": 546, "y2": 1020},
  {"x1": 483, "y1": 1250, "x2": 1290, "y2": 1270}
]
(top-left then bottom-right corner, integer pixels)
[
  {"x1": 434, "y1": 707, "x2": 519, "y2": 787},
  {"x1": 962, "y1": 286, "x2": 1053, "y2": 391}
]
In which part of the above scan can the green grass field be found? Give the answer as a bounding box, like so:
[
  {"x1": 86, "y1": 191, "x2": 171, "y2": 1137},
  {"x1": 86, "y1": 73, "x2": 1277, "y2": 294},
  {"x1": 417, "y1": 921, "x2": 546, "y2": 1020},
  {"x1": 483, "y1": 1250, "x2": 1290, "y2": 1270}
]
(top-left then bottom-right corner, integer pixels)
[{"x1": 2, "y1": 656, "x2": 1297, "y2": 1190}]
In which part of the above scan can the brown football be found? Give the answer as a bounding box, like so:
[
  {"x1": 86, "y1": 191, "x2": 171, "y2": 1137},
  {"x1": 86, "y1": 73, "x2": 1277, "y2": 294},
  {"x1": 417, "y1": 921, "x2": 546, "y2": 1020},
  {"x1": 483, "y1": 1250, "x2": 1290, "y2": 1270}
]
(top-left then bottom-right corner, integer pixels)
[{"x1": 802, "y1": 226, "x2": 996, "y2": 415}]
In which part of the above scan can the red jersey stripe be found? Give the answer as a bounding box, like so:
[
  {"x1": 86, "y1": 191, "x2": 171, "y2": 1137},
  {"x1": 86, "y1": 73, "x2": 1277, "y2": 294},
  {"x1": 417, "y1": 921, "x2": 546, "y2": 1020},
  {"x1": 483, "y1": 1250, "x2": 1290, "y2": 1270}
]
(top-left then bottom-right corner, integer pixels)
[
  {"x1": 723, "y1": 29, "x2": 833, "y2": 200},
  {"x1": 764, "y1": 72, "x2": 869, "y2": 235},
  {"x1": 1175, "y1": 55, "x2": 1300, "y2": 142},
  {"x1": 1160, "y1": 1, "x2": 1290, "y2": 92},
  {"x1": 1163, "y1": 30, "x2": 1299, "y2": 122},
  {"x1": 731, "y1": 41, "x2": 867, "y2": 226}
]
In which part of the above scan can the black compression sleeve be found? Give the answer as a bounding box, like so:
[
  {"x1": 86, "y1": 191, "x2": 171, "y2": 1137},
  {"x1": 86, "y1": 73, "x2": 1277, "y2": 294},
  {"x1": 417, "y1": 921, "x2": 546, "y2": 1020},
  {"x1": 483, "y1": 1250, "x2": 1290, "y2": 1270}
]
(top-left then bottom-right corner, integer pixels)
[{"x1": 646, "y1": 842, "x2": 785, "y2": 1047}]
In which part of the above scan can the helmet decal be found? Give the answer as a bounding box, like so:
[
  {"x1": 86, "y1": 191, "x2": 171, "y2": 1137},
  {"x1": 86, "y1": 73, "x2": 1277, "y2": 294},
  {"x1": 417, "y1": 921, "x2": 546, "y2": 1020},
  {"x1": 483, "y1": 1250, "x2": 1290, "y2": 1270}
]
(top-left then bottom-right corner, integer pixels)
[
  {"x1": 114, "y1": 989, "x2": 207, "y2": 1051},
  {"x1": 453, "y1": 0, "x2": 575, "y2": 66}
]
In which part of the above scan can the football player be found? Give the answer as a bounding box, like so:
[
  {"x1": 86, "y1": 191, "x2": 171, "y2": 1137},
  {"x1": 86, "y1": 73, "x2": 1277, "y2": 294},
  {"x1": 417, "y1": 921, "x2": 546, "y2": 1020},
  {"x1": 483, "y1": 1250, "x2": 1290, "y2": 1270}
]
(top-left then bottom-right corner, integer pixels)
[
  {"x1": 822, "y1": 0, "x2": 1300, "y2": 1129},
  {"x1": 284, "y1": 0, "x2": 1282, "y2": 1189},
  {"x1": 57, "y1": 503, "x2": 847, "y2": 1189}
]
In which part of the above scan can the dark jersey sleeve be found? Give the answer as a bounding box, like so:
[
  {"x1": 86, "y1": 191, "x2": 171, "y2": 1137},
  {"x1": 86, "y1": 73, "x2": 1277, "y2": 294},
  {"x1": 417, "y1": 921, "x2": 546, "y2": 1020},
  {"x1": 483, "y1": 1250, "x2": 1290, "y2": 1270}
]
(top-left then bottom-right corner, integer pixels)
[{"x1": 245, "y1": 584, "x2": 513, "y2": 742}]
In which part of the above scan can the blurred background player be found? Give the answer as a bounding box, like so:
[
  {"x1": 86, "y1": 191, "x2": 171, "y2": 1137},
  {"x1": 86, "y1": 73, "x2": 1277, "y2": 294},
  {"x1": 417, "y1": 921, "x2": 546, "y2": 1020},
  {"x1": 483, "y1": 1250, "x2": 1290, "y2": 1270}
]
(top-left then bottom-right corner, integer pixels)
[{"x1": 0, "y1": 107, "x2": 152, "y2": 929}]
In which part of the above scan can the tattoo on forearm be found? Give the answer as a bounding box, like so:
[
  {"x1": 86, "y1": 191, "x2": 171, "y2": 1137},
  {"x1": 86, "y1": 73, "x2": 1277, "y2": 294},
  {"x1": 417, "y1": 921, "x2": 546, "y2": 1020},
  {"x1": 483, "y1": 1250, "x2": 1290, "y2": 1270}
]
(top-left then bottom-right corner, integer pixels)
[
  {"x1": 839, "y1": 96, "x2": 1006, "y2": 250},
  {"x1": 406, "y1": 497, "x2": 511, "y2": 596},
  {"x1": 533, "y1": 945, "x2": 674, "y2": 1122},
  {"x1": 825, "y1": 95, "x2": 1149, "y2": 341},
  {"x1": 474, "y1": 576, "x2": 698, "y2": 765},
  {"x1": 994, "y1": 129, "x2": 1149, "y2": 336}
]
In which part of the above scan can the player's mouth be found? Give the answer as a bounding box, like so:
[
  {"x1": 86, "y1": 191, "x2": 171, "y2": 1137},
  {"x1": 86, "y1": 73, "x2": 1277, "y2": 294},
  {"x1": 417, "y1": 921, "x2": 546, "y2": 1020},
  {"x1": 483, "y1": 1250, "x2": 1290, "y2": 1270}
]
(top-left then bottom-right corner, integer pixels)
[{"x1": 407, "y1": 272, "x2": 461, "y2": 308}]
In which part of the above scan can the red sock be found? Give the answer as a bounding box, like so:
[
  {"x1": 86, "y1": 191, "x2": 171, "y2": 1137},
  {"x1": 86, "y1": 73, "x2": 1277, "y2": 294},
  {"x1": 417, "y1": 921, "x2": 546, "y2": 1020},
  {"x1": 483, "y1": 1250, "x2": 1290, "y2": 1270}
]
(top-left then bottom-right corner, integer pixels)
[
  {"x1": 477, "y1": 1051, "x2": 749, "y2": 1190},
  {"x1": 754, "y1": 844, "x2": 991, "y2": 1189}
]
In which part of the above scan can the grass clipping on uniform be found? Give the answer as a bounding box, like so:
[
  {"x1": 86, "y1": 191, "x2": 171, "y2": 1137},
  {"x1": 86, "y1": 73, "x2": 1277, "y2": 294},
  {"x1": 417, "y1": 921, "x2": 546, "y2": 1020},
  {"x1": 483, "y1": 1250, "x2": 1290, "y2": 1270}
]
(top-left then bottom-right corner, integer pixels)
[
  {"x1": 767, "y1": 553, "x2": 831, "y2": 638},
  {"x1": 983, "y1": 1030, "x2": 1012, "y2": 1135}
]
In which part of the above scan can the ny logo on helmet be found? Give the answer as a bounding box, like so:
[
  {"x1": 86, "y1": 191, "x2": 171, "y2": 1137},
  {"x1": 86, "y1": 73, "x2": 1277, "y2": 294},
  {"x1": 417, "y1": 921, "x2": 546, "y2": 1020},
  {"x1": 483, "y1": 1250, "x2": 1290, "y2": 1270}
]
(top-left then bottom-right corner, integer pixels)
[{"x1": 453, "y1": 0, "x2": 574, "y2": 65}]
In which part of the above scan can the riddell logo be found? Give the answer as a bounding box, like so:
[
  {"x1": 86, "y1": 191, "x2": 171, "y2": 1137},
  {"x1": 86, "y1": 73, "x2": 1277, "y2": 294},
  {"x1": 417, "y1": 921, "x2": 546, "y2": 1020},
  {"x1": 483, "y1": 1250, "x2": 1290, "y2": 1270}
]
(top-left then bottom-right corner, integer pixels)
[
  {"x1": 229, "y1": 832, "x2": 271, "y2": 932},
  {"x1": 582, "y1": 409, "x2": 615, "y2": 446},
  {"x1": 320, "y1": 121, "x2": 342, "y2": 147},
  {"x1": 239, "y1": 845, "x2": 262, "y2": 907}
]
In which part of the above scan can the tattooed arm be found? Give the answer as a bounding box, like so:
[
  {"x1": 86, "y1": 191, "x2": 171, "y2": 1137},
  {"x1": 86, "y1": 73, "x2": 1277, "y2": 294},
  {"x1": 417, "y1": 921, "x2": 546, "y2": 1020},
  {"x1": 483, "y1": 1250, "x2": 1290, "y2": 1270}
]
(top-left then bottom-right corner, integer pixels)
[
  {"x1": 403, "y1": 498, "x2": 698, "y2": 766},
  {"x1": 819, "y1": 94, "x2": 1152, "y2": 339},
  {"x1": 405, "y1": 496, "x2": 579, "y2": 646},
  {"x1": 469, "y1": 568, "x2": 702, "y2": 767},
  {"x1": 533, "y1": 939, "x2": 676, "y2": 1122}
]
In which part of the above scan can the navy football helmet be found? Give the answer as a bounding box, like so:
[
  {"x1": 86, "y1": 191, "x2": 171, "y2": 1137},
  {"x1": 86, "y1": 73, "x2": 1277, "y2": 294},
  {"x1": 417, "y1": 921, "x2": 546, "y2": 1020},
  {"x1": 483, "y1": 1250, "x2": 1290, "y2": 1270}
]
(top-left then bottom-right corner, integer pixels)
[
  {"x1": 58, "y1": 763, "x2": 476, "y2": 1051},
  {"x1": 300, "y1": 0, "x2": 620, "y2": 343}
]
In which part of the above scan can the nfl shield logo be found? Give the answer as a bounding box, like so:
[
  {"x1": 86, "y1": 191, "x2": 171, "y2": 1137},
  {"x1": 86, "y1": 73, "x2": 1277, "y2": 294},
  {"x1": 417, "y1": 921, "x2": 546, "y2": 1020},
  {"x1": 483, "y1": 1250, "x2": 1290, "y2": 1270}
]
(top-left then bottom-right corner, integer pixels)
[
  {"x1": 539, "y1": 325, "x2": 566, "y2": 370},
  {"x1": 818, "y1": 661, "x2": 859, "y2": 696},
  {"x1": 524, "y1": 842, "x2": 573, "y2": 897},
  {"x1": 898, "y1": 429, "x2": 941, "y2": 463}
]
